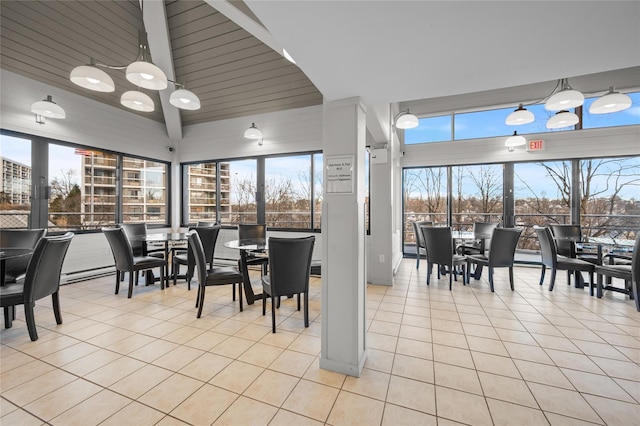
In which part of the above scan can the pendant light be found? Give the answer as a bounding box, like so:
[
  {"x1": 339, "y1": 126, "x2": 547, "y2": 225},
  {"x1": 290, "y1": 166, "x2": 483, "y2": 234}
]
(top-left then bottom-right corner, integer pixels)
[
  {"x1": 505, "y1": 131, "x2": 526, "y2": 152},
  {"x1": 546, "y1": 110, "x2": 579, "y2": 129},
  {"x1": 505, "y1": 104, "x2": 535, "y2": 125},
  {"x1": 545, "y1": 78, "x2": 584, "y2": 111},
  {"x1": 244, "y1": 123, "x2": 263, "y2": 139},
  {"x1": 394, "y1": 110, "x2": 419, "y2": 129},
  {"x1": 121, "y1": 90, "x2": 154, "y2": 112},
  {"x1": 31, "y1": 95, "x2": 66, "y2": 124},
  {"x1": 589, "y1": 86, "x2": 632, "y2": 114},
  {"x1": 169, "y1": 87, "x2": 201, "y2": 110},
  {"x1": 70, "y1": 59, "x2": 115, "y2": 93}
]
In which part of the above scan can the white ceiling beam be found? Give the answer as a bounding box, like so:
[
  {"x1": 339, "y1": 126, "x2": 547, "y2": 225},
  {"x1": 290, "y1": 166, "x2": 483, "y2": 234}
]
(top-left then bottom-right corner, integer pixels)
[
  {"x1": 142, "y1": 0, "x2": 182, "y2": 141},
  {"x1": 204, "y1": 0, "x2": 288, "y2": 59}
]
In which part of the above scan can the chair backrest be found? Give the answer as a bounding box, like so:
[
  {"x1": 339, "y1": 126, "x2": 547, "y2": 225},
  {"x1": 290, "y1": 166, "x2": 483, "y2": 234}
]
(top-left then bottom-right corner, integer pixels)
[
  {"x1": 412, "y1": 221, "x2": 432, "y2": 249},
  {"x1": 535, "y1": 226, "x2": 558, "y2": 268},
  {"x1": 473, "y1": 222, "x2": 499, "y2": 252},
  {"x1": 188, "y1": 231, "x2": 209, "y2": 286},
  {"x1": 119, "y1": 223, "x2": 147, "y2": 256},
  {"x1": 0, "y1": 229, "x2": 47, "y2": 282},
  {"x1": 422, "y1": 226, "x2": 453, "y2": 265},
  {"x1": 238, "y1": 223, "x2": 266, "y2": 241},
  {"x1": 196, "y1": 221, "x2": 218, "y2": 227},
  {"x1": 488, "y1": 227, "x2": 522, "y2": 267},
  {"x1": 267, "y1": 236, "x2": 315, "y2": 297},
  {"x1": 23, "y1": 232, "x2": 73, "y2": 303},
  {"x1": 549, "y1": 224, "x2": 581, "y2": 257},
  {"x1": 187, "y1": 225, "x2": 220, "y2": 266},
  {"x1": 103, "y1": 227, "x2": 134, "y2": 271}
]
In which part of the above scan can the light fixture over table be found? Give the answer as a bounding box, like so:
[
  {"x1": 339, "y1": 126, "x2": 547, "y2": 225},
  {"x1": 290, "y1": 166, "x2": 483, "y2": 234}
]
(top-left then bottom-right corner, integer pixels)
[
  {"x1": 244, "y1": 123, "x2": 263, "y2": 146},
  {"x1": 69, "y1": 10, "x2": 200, "y2": 113},
  {"x1": 505, "y1": 131, "x2": 526, "y2": 152}
]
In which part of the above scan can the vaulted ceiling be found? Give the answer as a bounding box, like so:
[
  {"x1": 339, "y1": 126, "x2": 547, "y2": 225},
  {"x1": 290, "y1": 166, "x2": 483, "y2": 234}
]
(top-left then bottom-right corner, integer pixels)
[{"x1": 2, "y1": 1, "x2": 639, "y2": 140}]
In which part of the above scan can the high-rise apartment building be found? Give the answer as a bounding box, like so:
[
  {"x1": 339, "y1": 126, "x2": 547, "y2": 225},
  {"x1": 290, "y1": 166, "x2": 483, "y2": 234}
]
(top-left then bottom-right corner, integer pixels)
[
  {"x1": 1, "y1": 156, "x2": 31, "y2": 205},
  {"x1": 184, "y1": 162, "x2": 231, "y2": 222}
]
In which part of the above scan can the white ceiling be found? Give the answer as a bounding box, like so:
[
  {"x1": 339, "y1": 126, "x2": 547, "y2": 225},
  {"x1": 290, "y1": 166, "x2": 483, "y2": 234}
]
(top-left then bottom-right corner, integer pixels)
[{"x1": 246, "y1": 1, "x2": 640, "y2": 105}]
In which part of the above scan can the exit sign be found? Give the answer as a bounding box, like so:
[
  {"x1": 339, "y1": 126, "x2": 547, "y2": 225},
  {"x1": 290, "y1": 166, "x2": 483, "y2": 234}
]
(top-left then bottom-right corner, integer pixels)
[{"x1": 527, "y1": 139, "x2": 544, "y2": 151}]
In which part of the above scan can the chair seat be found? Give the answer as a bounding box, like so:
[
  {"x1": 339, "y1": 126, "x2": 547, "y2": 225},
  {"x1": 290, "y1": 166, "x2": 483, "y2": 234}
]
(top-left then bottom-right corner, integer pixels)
[
  {"x1": 0, "y1": 282, "x2": 25, "y2": 306},
  {"x1": 452, "y1": 254, "x2": 466, "y2": 264},
  {"x1": 556, "y1": 257, "x2": 596, "y2": 272},
  {"x1": 205, "y1": 266, "x2": 243, "y2": 286},
  {"x1": 132, "y1": 256, "x2": 167, "y2": 270},
  {"x1": 466, "y1": 254, "x2": 488, "y2": 265},
  {"x1": 595, "y1": 264, "x2": 631, "y2": 280},
  {"x1": 173, "y1": 253, "x2": 188, "y2": 265}
]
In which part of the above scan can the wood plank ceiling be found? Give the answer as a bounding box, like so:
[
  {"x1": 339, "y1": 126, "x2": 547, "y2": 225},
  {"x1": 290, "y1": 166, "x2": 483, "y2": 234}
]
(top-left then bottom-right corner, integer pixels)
[{"x1": 0, "y1": 0, "x2": 323, "y2": 127}]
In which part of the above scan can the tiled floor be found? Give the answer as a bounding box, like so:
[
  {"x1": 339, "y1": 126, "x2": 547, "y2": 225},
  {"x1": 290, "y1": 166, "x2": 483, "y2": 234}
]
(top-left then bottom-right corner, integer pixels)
[{"x1": 1, "y1": 260, "x2": 639, "y2": 425}]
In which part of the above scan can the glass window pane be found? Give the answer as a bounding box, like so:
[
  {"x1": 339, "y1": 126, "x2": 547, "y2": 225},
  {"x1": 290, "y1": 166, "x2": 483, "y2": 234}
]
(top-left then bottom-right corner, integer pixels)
[
  {"x1": 265, "y1": 155, "x2": 312, "y2": 229},
  {"x1": 403, "y1": 167, "x2": 447, "y2": 249},
  {"x1": 452, "y1": 164, "x2": 503, "y2": 232},
  {"x1": 314, "y1": 153, "x2": 323, "y2": 229},
  {"x1": 49, "y1": 145, "x2": 116, "y2": 231},
  {"x1": 220, "y1": 159, "x2": 257, "y2": 225},
  {"x1": 122, "y1": 157, "x2": 168, "y2": 224},
  {"x1": 1, "y1": 134, "x2": 31, "y2": 228},
  {"x1": 582, "y1": 91, "x2": 640, "y2": 129},
  {"x1": 514, "y1": 161, "x2": 571, "y2": 249},
  {"x1": 404, "y1": 115, "x2": 452, "y2": 144},
  {"x1": 580, "y1": 156, "x2": 640, "y2": 242},
  {"x1": 185, "y1": 162, "x2": 218, "y2": 224}
]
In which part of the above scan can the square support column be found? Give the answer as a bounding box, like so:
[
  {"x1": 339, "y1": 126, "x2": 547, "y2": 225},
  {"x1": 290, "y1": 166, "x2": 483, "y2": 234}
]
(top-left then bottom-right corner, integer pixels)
[{"x1": 320, "y1": 98, "x2": 367, "y2": 377}]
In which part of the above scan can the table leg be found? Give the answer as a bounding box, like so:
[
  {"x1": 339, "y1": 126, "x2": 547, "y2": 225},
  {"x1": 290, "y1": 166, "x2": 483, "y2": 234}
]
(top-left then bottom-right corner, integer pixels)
[{"x1": 239, "y1": 250, "x2": 264, "y2": 305}]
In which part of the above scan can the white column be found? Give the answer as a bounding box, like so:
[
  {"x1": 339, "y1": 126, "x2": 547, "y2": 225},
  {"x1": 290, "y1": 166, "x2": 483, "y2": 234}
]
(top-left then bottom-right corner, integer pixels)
[{"x1": 320, "y1": 97, "x2": 367, "y2": 377}]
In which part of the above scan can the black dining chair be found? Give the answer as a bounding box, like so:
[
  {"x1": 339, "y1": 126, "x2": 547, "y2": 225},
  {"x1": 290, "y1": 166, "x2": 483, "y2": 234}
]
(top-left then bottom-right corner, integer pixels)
[
  {"x1": 412, "y1": 221, "x2": 432, "y2": 269},
  {"x1": 118, "y1": 223, "x2": 164, "y2": 282},
  {"x1": 173, "y1": 225, "x2": 220, "y2": 289},
  {"x1": 196, "y1": 221, "x2": 218, "y2": 227},
  {"x1": 262, "y1": 236, "x2": 315, "y2": 333},
  {"x1": 594, "y1": 233, "x2": 639, "y2": 310},
  {"x1": 466, "y1": 227, "x2": 522, "y2": 292},
  {"x1": 456, "y1": 222, "x2": 499, "y2": 279},
  {"x1": 0, "y1": 229, "x2": 47, "y2": 284},
  {"x1": 535, "y1": 226, "x2": 596, "y2": 295},
  {"x1": 102, "y1": 227, "x2": 168, "y2": 298},
  {"x1": 1, "y1": 232, "x2": 74, "y2": 341},
  {"x1": 188, "y1": 231, "x2": 244, "y2": 317},
  {"x1": 421, "y1": 226, "x2": 466, "y2": 290}
]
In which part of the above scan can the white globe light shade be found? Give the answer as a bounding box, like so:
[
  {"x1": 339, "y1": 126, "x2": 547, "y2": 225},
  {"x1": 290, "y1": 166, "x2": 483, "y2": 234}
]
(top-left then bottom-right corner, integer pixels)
[
  {"x1": 545, "y1": 88, "x2": 584, "y2": 111},
  {"x1": 169, "y1": 89, "x2": 201, "y2": 110},
  {"x1": 589, "y1": 89, "x2": 632, "y2": 114},
  {"x1": 244, "y1": 123, "x2": 263, "y2": 139},
  {"x1": 120, "y1": 90, "x2": 154, "y2": 112},
  {"x1": 31, "y1": 96, "x2": 66, "y2": 119},
  {"x1": 395, "y1": 112, "x2": 419, "y2": 129},
  {"x1": 70, "y1": 65, "x2": 115, "y2": 92},
  {"x1": 125, "y1": 61, "x2": 168, "y2": 90},
  {"x1": 505, "y1": 132, "x2": 526, "y2": 152},
  {"x1": 546, "y1": 111, "x2": 579, "y2": 129},
  {"x1": 505, "y1": 105, "x2": 535, "y2": 125}
]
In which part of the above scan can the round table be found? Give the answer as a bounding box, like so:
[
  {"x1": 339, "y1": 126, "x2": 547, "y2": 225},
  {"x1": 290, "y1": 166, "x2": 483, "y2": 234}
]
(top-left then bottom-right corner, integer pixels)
[{"x1": 224, "y1": 239, "x2": 268, "y2": 304}]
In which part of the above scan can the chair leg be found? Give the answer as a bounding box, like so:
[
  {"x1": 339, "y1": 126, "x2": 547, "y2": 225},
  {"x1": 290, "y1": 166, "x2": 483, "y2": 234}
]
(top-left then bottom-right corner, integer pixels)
[
  {"x1": 262, "y1": 291, "x2": 266, "y2": 315},
  {"x1": 271, "y1": 295, "x2": 277, "y2": 333},
  {"x1": 509, "y1": 267, "x2": 514, "y2": 291},
  {"x1": 426, "y1": 262, "x2": 431, "y2": 285},
  {"x1": 466, "y1": 261, "x2": 471, "y2": 283},
  {"x1": 566, "y1": 270, "x2": 572, "y2": 286},
  {"x1": 3, "y1": 306, "x2": 13, "y2": 329},
  {"x1": 449, "y1": 270, "x2": 453, "y2": 291},
  {"x1": 489, "y1": 267, "x2": 495, "y2": 292},
  {"x1": 539, "y1": 265, "x2": 546, "y2": 285},
  {"x1": 195, "y1": 285, "x2": 201, "y2": 308},
  {"x1": 632, "y1": 276, "x2": 640, "y2": 312},
  {"x1": 549, "y1": 269, "x2": 557, "y2": 292},
  {"x1": 597, "y1": 274, "x2": 604, "y2": 298},
  {"x1": 233, "y1": 283, "x2": 236, "y2": 301},
  {"x1": 416, "y1": 253, "x2": 420, "y2": 269},
  {"x1": 52, "y1": 292, "x2": 63, "y2": 325},
  {"x1": 120, "y1": 271, "x2": 125, "y2": 282},
  {"x1": 304, "y1": 291, "x2": 309, "y2": 327},
  {"x1": 627, "y1": 280, "x2": 634, "y2": 300},
  {"x1": 197, "y1": 285, "x2": 205, "y2": 318},
  {"x1": 297, "y1": 293, "x2": 301, "y2": 310},
  {"x1": 115, "y1": 271, "x2": 120, "y2": 294},
  {"x1": 127, "y1": 273, "x2": 134, "y2": 298},
  {"x1": 25, "y1": 302, "x2": 38, "y2": 341},
  {"x1": 589, "y1": 271, "x2": 594, "y2": 297},
  {"x1": 173, "y1": 261, "x2": 178, "y2": 286}
]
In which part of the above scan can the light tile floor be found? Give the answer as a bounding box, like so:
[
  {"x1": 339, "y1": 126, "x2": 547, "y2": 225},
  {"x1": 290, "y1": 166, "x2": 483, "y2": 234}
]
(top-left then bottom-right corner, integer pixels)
[{"x1": 1, "y1": 260, "x2": 639, "y2": 425}]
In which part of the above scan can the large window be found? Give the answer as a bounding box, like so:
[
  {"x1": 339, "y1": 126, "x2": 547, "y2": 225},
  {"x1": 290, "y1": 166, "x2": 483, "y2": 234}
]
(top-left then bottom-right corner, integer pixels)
[
  {"x1": 452, "y1": 164, "x2": 503, "y2": 231},
  {"x1": 1, "y1": 130, "x2": 170, "y2": 232},
  {"x1": 0, "y1": 134, "x2": 31, "y2": 228},
  {"x1": 182, "y1": 152, "x2": 324, "y2": 230},
  {"x1": 404, "y1": 91, "x2": 638, "y2": 145},
  {"x1": 403, "y1": 167, "x2": 447, "y2": 245}
]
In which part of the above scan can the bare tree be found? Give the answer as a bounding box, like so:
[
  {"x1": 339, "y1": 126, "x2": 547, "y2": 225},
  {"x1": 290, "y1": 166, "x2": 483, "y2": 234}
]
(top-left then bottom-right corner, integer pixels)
[
  {"x1": 468, "y1": 165, "x2": 502, "y2": 218},
  {"x1": 50, "y1": 168, "x2": 78, "y2": 200}
]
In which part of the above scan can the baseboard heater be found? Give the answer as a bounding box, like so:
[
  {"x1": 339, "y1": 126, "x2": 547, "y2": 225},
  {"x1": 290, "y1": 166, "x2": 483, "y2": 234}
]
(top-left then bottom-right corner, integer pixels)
[{"x1": 61, "y1": 265, "x2": 116, "y2": 285}]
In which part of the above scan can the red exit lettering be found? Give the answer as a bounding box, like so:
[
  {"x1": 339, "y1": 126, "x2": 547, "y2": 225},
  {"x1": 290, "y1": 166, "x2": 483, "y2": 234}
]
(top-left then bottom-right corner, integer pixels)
[{"x1": 528, "y1": 139, "x2": 544, "y2": 151}]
